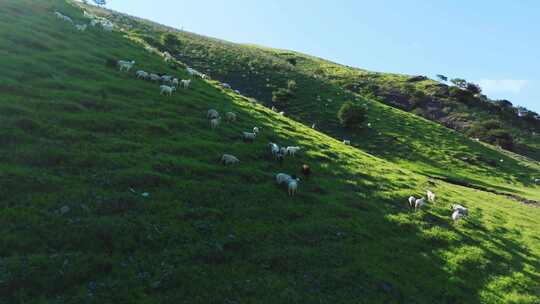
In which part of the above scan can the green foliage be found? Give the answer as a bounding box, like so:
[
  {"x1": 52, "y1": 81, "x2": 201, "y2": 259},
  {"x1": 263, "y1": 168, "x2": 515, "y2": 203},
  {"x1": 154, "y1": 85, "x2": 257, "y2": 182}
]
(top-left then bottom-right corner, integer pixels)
[
  {"x1": 337, "y1": 101, "x2": 367, "y2": 129},
  {"x1": 163, "y1": 33, "x2": 180, "y2": 49},
  {"x1": 271, "y1": 80, "x2": 297, "y2": 106},
  {"x1": 466, "y1": 82, "x2": 482, "y2": 94},
  {"x1": 436, "y1": 74, "x2": 448, "y2": 82},
  {"x1": 450, "y1": 78, "x2": 467, "y2": 88}
]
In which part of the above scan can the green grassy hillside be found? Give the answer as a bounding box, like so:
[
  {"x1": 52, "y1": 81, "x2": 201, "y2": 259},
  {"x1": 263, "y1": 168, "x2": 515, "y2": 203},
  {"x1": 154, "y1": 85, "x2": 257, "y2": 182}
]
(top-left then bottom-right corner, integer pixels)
[
  {"x1": 79, "y1": 7, "x2": 540, "y2": 202},
  {"x1": 1, "y1": 1, "x2": 540, "y2": 303}
]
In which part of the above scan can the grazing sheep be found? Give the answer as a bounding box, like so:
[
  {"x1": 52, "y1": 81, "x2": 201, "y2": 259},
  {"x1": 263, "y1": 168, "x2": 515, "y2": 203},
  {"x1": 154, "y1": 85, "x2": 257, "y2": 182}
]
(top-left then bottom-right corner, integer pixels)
[
  {"x1": 225, "y1": 112, "x2": 237, "y2": 122},
  {"x1": 286, "y1": 146, "x2": 301, "y2": 157},
  {"x1": 452, "y1": 210, "x2": 466, "y2": 222},
  {"x1": 161, "y1": 75, "x2": 173, "y2": 84},
  {"x1": 207, "y1": 109, "x2": 220, "y2": 119},
  {"x1": 271, "y1": 106, "x2": 277, "y2": 112},
  {"x1": 181, "y1": 79, "x2": 191, "y2": 89},
  {"x1": 101, "y1": 21, "x2": 114, "y2": 31},
  {"x1": 301, "y1": 164, "x2": 311, "y2": 179},
  {"x1": 269, "y1": 142, "x2": 280, "y2": 158},
  {"x1": 90, "y1": 19, "x2": 100, "y2": 27},
  {"x1": 343, "y1": 140, "x2": 351, "y2": 145},
  {"x1": 278, "y1": 111, "x2": 285, "y2": 116},
  {"x1": 311, "y1": 123, "x2": 316, "y2": 129},
  {"x1": 427, "y1": 190, "x2": 436, "y2": 203},
  {"x1": 149, "y1": 73, "x2": 160, "y2": 82},
  {"x1": 75, "y1": 24, "x2": 87, "y2": 31},
  {"x1": 210, "y1": 118, "x2": 220, "y2": 130},
  {"x1": 118, "y1": 60, "x2": 135, "y2": 72},
  {"x1": 276, "y1": 173, "x2": 292, "y2": 185},
  {"x1": 221, "y1": 154, "x2": 239, "y2": 165},
  {"x1": 242, "y1": 132, "x2": 257, "y2": 142},
  {"x1": 287, "y1": 177, "x2": 300, "y2": 196},
  {"x1": 253, "y1": 127, "x2": 260, "y2": 134},
  {"x1": 160, "y1": 85, "x2": 175, "y2": 96},
  {"x1": 172, "y1": 78, "x2": 179, "y2": 87},
  {"x1": 280, "y1": 147, "x2": 287, "y2": 156},
  {"x1": 451, "y1": 204, "x2": 469, "y2": 216},
  {"x1": 222, "y1": 83, "x2": 231, "y2": 89},
  {"x1": 414, "y1": 198, "x2": 426, "y2": 212},
  {"x1": 136, "y1": 70, "x2": 149, "y2": 80},
  {"x1": 408, "y1": 196, "x2": 416, "y2": 209}
]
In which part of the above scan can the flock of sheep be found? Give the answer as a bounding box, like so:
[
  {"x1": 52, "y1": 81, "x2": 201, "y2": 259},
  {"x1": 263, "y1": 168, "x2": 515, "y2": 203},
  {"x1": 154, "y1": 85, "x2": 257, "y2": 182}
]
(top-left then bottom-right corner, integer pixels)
[
  {"x1": 54, "y1": 9, "x2": 113, "y2": 32},
  {"x1": 409, "y1": 190, "x2": 470, "y2": 222},
  {"x1": 207, "y1": 108, "x2": 306, "y2": 196},
  {"x1": 54, "y1": 8, "x2": 478, "y2": 217},
  {"x1": 117, "y1": 60, "x2": 193, "y2": 96}
]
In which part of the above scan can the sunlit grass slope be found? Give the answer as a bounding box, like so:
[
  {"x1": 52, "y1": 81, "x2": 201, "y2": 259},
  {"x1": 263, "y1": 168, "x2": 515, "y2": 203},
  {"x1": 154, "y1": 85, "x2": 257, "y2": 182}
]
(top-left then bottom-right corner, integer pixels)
[{"x1": 0, "y1": 1, "x2": 539, "y2": 303}]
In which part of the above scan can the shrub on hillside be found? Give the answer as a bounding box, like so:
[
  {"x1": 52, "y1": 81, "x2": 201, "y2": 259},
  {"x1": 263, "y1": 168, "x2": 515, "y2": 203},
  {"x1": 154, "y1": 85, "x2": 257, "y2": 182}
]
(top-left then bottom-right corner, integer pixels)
[
  {"x1": 467, "y1": 120, "x2": 514, "y2": 150},
  {"x1": 486, "y1": 129, "x2": 514, "y2": 150},
  {"x1": 272, "y1": 80, "x2": 297, "y2": 106},
  {"x1": 338, "y1": 101, "x2": 368, "y2": 129},
  {"x1": 163, "y1": 33, "x2": 181, "y2": 49}
]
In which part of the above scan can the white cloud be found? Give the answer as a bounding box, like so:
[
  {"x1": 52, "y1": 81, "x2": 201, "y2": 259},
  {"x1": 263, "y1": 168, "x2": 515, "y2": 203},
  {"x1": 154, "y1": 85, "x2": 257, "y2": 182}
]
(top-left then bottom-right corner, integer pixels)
[{"x1": 477, "y1": 79, "x2": 529, "y2": 94}]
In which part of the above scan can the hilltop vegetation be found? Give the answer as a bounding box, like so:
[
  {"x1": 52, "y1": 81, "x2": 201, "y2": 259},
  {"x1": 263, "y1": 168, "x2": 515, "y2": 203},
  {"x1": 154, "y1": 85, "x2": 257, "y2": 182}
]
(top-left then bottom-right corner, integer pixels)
[{"x1": 0, "y1": 0, "x2": 539, "y2": 303}]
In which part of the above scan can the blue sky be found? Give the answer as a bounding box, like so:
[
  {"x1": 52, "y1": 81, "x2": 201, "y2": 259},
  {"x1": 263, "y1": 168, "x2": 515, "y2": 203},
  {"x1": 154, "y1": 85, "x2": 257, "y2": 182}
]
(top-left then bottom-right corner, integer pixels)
[{"x1": 103, "y1": 0, "x2": 539, "y2": 113}]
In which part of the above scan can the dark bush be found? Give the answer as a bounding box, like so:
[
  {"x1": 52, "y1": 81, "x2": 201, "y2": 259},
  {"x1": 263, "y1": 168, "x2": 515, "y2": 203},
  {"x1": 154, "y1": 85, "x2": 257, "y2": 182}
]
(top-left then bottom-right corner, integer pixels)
[{"x1": 338, "y1": 101, "x2": 368, "y2": 129}]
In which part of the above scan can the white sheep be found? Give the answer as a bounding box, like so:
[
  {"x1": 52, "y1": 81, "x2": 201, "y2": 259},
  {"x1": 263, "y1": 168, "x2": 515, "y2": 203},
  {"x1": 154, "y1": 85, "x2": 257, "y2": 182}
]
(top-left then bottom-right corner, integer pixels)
[
  {"x1": 408, "y1": 196, "x2": 416, "y2": 209},
  {"x1": 276, "y1": 173, "x2": 292, "y2": 185},
  {"x1": 451, "y1": 204, "x2": 469, "y2": 216},
  {"x1": 278, "y1": 111, "x2": 285, "y2": 116},
  {"x1": 207, "y1": 109, "x2": 219, "y2": 119},
  {"x1": 343, "y1": 140, "x2": 351, "y2": 145},
  {"x1": 75, "y1": 24, "x2": 87, "y2": 31},
  {"x1": 242, "y1": 132, "x2": 256, "y2": 142},
  {"x1": 221, "y1": 154, "x2": 239, "y2": 165},
  {"x1": 160, "y1": 85, "x2": 175, "y2": 96},
  {"x1": 427, "y1": 190, "x2": 436, "y2": 203},
  {"x1": 161, "y1": 75, "x2": 173, "y2": 83},
  {"x1": 101, "y1": 21, "x2": 114, "y2": 31},
  {"x1": 452, "y1": 210, "x2": 466, "y2": 222},
  {"x1": 311, "y1": 123, "x2": 316, "y2": 129},
  {"x1": 287, "y1": 178, "x2": 300, "y2": 196},
  {"x1": 181, "y1": 79, "x2": 191, "y2": 89},
  {"x1": 210, "y1": 118, "x2": 220, "y2": 130},
  {"x1": 269, "y1": 142, "x2": 280, "y2": 158},
  {"x1": 253, "y1": 127, "x2": 260, "y2": 134},
  {"x1": 414, "y1": 198, "x2": 426, "y2": 212},
  {"x1": 118, "y1": 60, "x2": 135, "y2": 72},
  {"x1": 136, "y1": 70, "x2": 149, "y2": 80},
  {"x1": 225, "y1": 112, "x2": 237, "y2": 122},
  {"x1": 286, "y1": 146, "x2": 301, "y2": 157},
  {"x1": 172, "y1": 78, "x2": 179, "y2": 87},
  {"x1": 90, "y1": 19, "x2": 100, "y2": 27},
  {"x1": 149, "y1": 73, "x2": 160, "y2": 82}
]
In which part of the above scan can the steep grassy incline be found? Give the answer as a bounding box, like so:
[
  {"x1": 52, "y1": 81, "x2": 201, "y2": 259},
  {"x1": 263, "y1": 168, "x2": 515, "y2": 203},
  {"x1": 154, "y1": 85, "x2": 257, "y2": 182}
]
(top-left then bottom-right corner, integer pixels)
[
  {"x1": 1, "y1": 1, "x2": 540, "y2": 303},
  {"x1": 78, "y1": 8, "x2": 540, "y2": 201}
]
